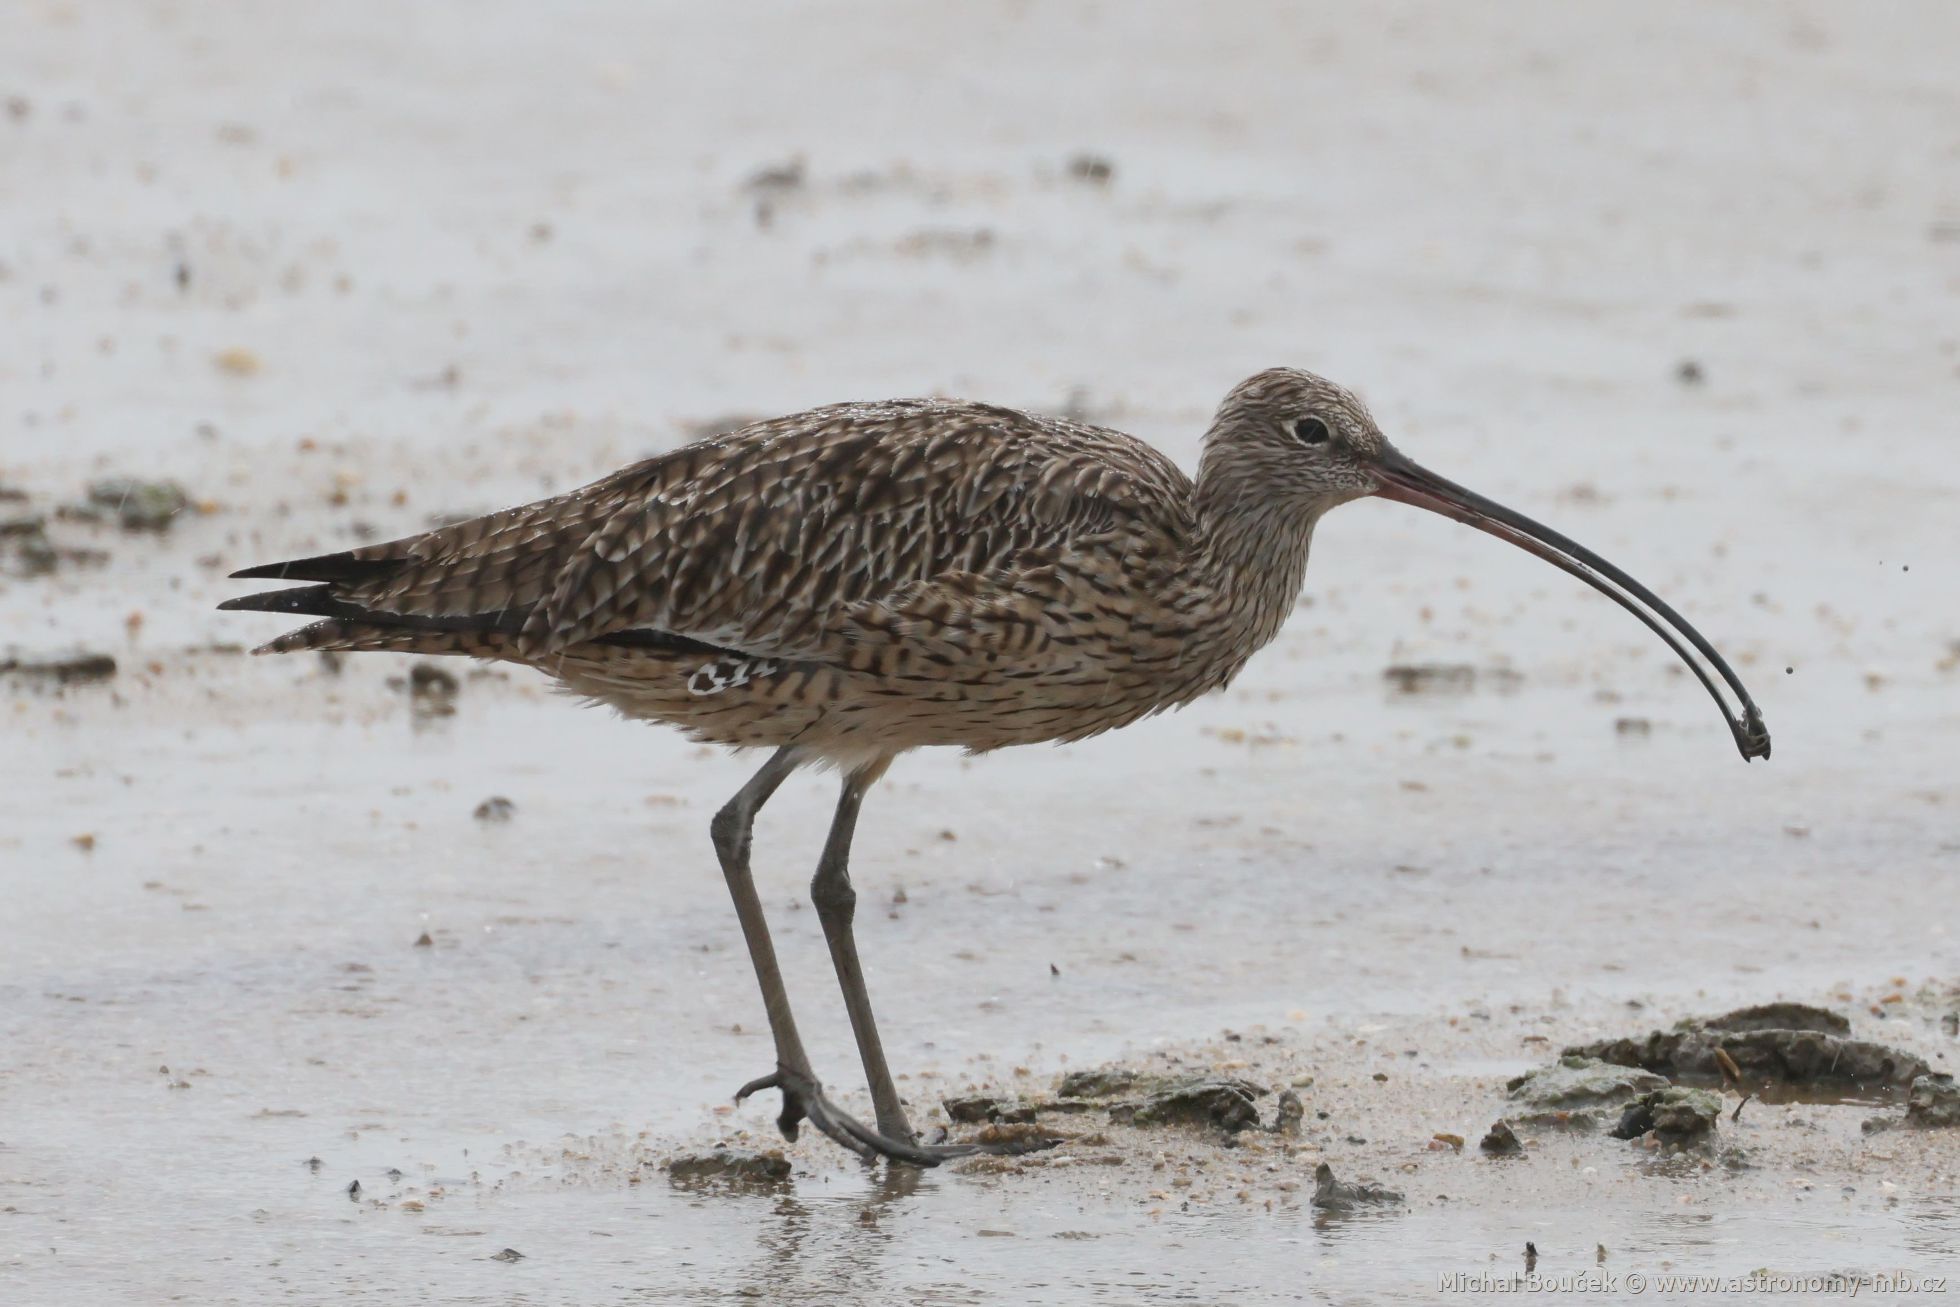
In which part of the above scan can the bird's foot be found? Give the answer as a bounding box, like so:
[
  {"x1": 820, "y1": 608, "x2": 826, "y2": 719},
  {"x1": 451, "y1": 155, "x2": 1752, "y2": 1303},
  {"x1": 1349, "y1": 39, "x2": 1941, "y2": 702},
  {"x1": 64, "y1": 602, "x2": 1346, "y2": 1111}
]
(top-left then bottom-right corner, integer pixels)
[
  {"x1": 736, "y1": 1064, "x2": 943, "y2": 1165},
  {"x1": 735, "y1": 1064, "x2": 1061, "y2": 1167}
]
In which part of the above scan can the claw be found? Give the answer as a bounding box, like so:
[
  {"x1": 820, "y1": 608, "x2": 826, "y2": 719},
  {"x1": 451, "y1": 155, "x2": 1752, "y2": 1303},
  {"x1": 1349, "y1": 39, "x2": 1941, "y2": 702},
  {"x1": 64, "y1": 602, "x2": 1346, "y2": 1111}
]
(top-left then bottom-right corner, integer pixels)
[
  {"x1": 733, "y1": 1063, "x2": 1061, "y2": 1167},
  {"x1": 733, "y1": 1070, "x2": 779, "y2": 1104},
  {"x1": 734, "y1": 1068, "x2": 809, "y2": 1142}
]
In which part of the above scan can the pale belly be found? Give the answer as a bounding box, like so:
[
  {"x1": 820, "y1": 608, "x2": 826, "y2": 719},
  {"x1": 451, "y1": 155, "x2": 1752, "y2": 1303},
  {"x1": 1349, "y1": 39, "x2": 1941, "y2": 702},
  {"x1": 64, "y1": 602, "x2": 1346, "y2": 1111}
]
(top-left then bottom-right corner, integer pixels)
[{"x1": 546, "y1": 641, "x2": 1224, "y2": 769}]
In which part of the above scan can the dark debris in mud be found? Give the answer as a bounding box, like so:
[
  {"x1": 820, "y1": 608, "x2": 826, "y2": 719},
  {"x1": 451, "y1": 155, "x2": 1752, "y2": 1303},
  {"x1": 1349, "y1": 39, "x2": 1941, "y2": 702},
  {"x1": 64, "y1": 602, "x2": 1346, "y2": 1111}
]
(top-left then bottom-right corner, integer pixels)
[
  {"x1": 402, "y1": 661, "x2": 460, "y2": 720},
  {"x1": 1506, "y1": 1055, "x2": 1669, "y2": 1126},
  {"x1": 944, "y1": 1093, "x2": 1040, "y2": 1125},
  {"x1": 0, "y1": 500, "x2": 111, "y2": 577},
  {"x1": 0, "y1": 507, "x2": 44, "y2": 537},
  {"x1": 1610, "y1": 1087, "x2": 1723, "y2": 1145},
  {"x1": 1702, "y1": 1002, "x2": 1850, "y2": 1035},
  {"x1": 1867, "y1": 1074, "x2": 1960, "y2": 1134},
  {"x1": 1065, "y1": 153, "x2": 1115, "y2": 185},
  {"x1": 664, "y1": 1147, "x2": 793, "y2": 1188},
  {"x1": 1311, "y1": 1162, "x2": 1403, "y2": 1212},
  {"x1": 946, "y1": 1068, "x2": 1287, "y2": 1137},
  {"x1": 473, "y1": 796, "x2": 516, "y2": 822},
  {"x1": 1382, "y1": 663, "x2": 1523, "y2": 695},
  {"x1": 1480, "y1": 1120, "x2": 1523, "y2": 1155},
  {"x1": 85, "y1": 476, "x2": 191, "y2": 531},
  {"x1": 1, "y1": 647, "x2": 117, "y2": 684},
  {"x1": 964, "y1": 1121, "x2": 1065, "y2": 1152},
  {"x1": 1273, "y1": 1087, "x2": 1304, "y2": 1134},
  {"x1": 1905, "y1": 1074, "x2": 1960, "y2": 1128},
  {"x1": 1107, "y1": 1076, "x2": 1268, "y2": 1133},
  {"x1": 1566, "y1": 1002, "x2": 1926, "y2": 1098},
  {"x1": 1056, "y1": 1068, "x2": 1143, "y2": 1098}
]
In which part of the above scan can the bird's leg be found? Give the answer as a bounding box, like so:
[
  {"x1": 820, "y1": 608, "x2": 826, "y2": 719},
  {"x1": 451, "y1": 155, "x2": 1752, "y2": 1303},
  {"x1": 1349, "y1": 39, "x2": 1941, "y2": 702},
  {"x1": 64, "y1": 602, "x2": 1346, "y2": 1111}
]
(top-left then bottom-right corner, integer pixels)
[
  {"x1": 804, "y1": 761, "x2": 1062, "y2": 1164},
  {"x1": 711, "y1": 748, "x2": 953, "y2": 1166},
  {"x1": 808, "y1": 760, "x2": 915, "y2": 1142},
  {"x1": 710, "y1": 747, "x2": 813, "y2": 1079}
]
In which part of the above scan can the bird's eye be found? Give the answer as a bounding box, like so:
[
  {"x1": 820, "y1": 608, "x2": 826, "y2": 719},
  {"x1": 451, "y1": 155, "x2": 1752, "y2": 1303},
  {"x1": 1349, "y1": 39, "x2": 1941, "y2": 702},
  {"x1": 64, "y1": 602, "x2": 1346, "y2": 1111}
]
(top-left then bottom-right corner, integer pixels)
[{"x1": 1292, "y1": 416, "x2": 1331, "y2": 445}]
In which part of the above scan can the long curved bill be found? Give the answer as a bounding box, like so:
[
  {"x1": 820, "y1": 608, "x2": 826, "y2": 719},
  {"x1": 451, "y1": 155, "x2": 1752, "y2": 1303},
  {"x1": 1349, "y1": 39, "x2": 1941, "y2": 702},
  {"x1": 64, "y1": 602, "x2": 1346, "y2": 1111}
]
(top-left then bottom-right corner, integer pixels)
[{"x1": 1373, "y1": 446, "x2": 1770, "y2": 762}]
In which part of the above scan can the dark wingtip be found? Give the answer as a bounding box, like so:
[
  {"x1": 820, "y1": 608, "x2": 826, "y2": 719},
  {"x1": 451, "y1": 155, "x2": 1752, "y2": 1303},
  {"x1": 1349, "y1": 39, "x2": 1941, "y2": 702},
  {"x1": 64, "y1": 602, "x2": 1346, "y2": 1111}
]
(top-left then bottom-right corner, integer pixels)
[
  {"x1": 216, "y1": 593, "x2": 287, "y2": 611},
  {"x1": 216, "y1": 584, "x2": 342, "y2": 616},
  {"x1": 229, "y1": 554, "x2": 402, "y2": 582}
]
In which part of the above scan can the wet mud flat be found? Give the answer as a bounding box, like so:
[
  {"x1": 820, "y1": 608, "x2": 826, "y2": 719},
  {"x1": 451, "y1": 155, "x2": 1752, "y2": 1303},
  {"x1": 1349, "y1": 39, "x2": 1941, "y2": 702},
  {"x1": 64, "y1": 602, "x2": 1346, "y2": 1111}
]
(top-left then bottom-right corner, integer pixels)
[
  {"x1": 8, "y1": 0, "x2": 1960, "y2": 1300},
  {"x1": 4, "y1": 631, "x2": 1958, "y2": 1303},
  {"x1": 5, "y1": 407, "x2": 1960, "y2": 1305},
  {"x1": 556, "y1": 996, "x2": 1957, "y2": 1305}
]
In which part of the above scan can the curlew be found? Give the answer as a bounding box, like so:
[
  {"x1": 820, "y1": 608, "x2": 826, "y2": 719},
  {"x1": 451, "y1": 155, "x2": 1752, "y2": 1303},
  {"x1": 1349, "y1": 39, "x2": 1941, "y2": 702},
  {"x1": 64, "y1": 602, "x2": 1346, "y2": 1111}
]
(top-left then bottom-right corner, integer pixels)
[{"x1": 221, "y1": 368, "x2": 1770, "y2": 1165}]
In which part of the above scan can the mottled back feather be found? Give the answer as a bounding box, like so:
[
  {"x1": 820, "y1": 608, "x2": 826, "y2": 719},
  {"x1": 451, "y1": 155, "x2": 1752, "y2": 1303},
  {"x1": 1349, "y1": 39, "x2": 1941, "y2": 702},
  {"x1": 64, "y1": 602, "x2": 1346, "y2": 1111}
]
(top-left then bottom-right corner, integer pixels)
[{"x1": 299, "y1": 400, "x2": 1195, "y2": 665}]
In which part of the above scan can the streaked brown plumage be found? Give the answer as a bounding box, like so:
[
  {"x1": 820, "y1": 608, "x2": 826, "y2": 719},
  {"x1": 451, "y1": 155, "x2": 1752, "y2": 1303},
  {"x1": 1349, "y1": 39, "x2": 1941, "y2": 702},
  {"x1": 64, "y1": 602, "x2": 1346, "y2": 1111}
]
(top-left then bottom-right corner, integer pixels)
[{"x1": 223, "y1": 367, "x2": 1768, "y2": 1166}]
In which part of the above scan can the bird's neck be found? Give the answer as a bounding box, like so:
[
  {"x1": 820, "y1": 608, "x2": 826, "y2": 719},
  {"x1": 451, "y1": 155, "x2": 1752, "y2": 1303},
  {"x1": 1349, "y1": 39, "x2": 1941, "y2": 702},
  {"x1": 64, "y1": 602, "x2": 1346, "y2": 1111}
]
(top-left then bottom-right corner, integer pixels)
[{"x1": 1189, "y1": 476, "x2": 1320, "y2": 670}]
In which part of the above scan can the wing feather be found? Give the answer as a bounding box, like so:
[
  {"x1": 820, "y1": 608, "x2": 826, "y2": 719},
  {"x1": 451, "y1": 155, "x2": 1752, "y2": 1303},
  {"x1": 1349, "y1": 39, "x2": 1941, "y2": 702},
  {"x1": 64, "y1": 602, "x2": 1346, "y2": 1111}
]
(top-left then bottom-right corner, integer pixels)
[
  {"x1": 520, "y1": 400, "x2": 1194, "y2": 660},
  {"x1": 229, "y1": 398, "x2": 1195, "y2": 668}
]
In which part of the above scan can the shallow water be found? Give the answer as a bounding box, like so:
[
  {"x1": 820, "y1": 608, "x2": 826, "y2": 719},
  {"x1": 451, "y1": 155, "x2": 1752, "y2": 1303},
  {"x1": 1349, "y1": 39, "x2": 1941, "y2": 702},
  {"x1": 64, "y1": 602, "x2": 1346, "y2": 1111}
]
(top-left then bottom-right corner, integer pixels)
[{"x1": 14, "y1": 1127, "x2": 1959, "y2": 1304}]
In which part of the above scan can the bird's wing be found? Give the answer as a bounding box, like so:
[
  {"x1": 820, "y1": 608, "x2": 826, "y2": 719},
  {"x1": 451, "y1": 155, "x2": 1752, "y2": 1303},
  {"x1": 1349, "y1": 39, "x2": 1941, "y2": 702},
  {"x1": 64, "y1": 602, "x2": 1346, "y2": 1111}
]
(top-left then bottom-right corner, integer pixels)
[
  {"x1": 524, "y1": 400, "x2": 1196, "y2": 660},
  {"x1": 238, "y1": 400, "x2": 1195, "y2": 663}
]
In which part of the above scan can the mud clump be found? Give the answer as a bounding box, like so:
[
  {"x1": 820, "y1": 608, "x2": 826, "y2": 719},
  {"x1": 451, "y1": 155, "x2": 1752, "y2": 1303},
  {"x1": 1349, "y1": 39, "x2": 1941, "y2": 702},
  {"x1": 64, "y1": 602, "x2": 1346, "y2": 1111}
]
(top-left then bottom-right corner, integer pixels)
[
  {"x1": 1056, "y1": 1068, "x2": 1143, "y2": 1099},
  {"x1": 1480, "y1": 1120, "x2": 1523, "y2": 1155},
  {"x1": 1272, "y1": 1088, "x2": 1305, "y2": 1134},
  {"x1": 1051, "y1": 1069, "x2": 1270, "y2": 1133},
  {"x1": 11, "y1": 527, "x2": 57, "y2": 576},
  {"x1": 970, "y1": 1066, "x2": 1283, "y2": 1134},
  {"x1": 966, "y1": 1122, "x2": 1063, "y2": 1153},
  {"x1": 86, "y1": 477, "x2": 191, "y2": 531},
  {"x1": 473, "y1": 796, "x2": 516, "y2": 822},
  {"x1": 1702, "y1": 1002, "x2": 1850, "y2": 1035},
  {"x1": 0, "y1": 507, "x2": 44, "y2": 537},
  {"x1": 1311, "y1": 1162, "x2": 1403, "y2": 1212},
  {"x1": 1384, "y1": 663, "x2": 1476, "y2": 694},
  {"x1": 944, "y1": 1093, "x2": 1040, "y2": 1125},
  {"x1": 2, "y1": 647, "x2": 117, "y2": 684},
  {"x1": 1108, "y1": 1076, "x2": 1267, "y2": 1132},
  {"x1": 664, "y1": 1147, "x2": 792, "y2": 1188},
  {"x1": 1383, "y1": 663, "x2": 1522, "y2": 695},
  {"x1": 406, "y1": 661, "x2": 460, "y2": 719},
  {"x1": 1904, "y1": 1074, "x2": 1960, "y2": 1128},
  {"x1": 1565, "y1": 1003, "x2": 1925, "y2": 1096},
  {"x1": 1506, "y1": 1055, "x2": 1669, "y2": 1127},
  {"x1": 1065, "y1": 153, "x2": 1115, "y2": 185},
  {"x1": 1610, "y1": 1087, "x2": 1722, "y2": 1145},
  {"x1": 1, "y1": 505, "x2": 109, "y2": 578},
  {"x1": 3, "y1": 512, "x2": 53, "y2": 577}
]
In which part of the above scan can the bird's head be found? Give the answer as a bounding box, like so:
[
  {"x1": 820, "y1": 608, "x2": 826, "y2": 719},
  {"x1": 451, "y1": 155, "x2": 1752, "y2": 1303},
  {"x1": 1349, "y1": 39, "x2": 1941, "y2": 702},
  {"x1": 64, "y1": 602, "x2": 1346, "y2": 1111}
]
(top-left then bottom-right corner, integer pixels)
[
  {"x1": 1201, "y1": 367, "x2": 1392, "y2": 511},
  {"x1": 1202, "y1": 367, "x2": 1771, "y2": 762}
]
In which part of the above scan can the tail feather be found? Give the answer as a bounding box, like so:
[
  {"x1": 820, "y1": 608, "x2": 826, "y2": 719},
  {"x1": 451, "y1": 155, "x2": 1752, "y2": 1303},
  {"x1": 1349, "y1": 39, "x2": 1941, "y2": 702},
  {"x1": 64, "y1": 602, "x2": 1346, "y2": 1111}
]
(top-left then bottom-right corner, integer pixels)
[
  {"x1": 217, "y1": 583, "x2": 356, "y2": 616},
  {"x1": 254, "y1": 618, "x2": 517, "y2": 657},
  {"x1": 219, "y1": 581, "x2": 730, "y2": 659},
  {"x1": 219, "y1": 583, "x2": 524, "y2": 635},
  {"x1": 218, "y1": 580, "x2": 528, "y2": 660},
  {"x1": 229, "y1": 551, "x2": 407, "y2": 583}
]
